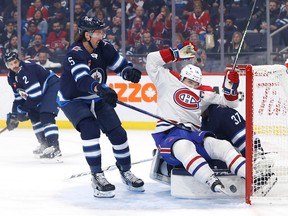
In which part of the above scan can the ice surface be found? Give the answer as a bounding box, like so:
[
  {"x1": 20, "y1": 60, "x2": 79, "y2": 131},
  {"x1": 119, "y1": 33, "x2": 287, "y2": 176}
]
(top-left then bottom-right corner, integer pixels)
[{"x1": 0, "y1": 129, "x2": 288, "y2": 216}]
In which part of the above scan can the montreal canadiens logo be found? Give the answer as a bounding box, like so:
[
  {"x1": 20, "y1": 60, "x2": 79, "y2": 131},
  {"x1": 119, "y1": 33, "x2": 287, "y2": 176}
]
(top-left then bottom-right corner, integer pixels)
[{"x1": 173, "y1": 88, "x2": 201, "y2": 109}]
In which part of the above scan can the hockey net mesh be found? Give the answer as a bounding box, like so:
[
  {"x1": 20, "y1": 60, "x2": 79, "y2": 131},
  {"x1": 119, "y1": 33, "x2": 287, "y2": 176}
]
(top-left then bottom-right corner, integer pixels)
[{"x1": 249, "y1": 64, "x2": 288, "y2": 200}]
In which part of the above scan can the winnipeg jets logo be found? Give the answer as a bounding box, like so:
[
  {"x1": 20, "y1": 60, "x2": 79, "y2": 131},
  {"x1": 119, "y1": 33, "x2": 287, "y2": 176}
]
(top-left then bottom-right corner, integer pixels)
[
  {"x1": 173, "y1": 88, "x2": 201, "y2": 109},
  {"x1": 91, "y1": 53, "x2": 98, "y2": 59},
  {"x1": 72, "y1": 46, "x2": 83, "y2": 52},
  {"x1": 90, "y1": 68, "x2": 105, "y2": 83}
]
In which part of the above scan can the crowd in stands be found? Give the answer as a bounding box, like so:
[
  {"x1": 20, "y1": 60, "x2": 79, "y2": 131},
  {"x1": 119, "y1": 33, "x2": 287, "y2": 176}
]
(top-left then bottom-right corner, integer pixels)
[{"x1": 1, "y1": 0, "x2": 288, "y2": 73}]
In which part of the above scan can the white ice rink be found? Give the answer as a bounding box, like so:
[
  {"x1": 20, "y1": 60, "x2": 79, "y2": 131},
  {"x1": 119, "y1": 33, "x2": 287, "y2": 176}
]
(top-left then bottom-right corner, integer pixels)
[{"x1": 1, "y1": 128, "x2": 288, "y2": 216}]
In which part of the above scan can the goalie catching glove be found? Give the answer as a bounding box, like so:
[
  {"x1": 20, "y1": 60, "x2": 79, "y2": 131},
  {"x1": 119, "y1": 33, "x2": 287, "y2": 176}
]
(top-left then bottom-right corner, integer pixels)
[
  {"x1": 222, "y1": 69, "x2": 239, "y2": 101},
  {"x1": 95, "y1": 84, "x2": 118, "y2": 107}
]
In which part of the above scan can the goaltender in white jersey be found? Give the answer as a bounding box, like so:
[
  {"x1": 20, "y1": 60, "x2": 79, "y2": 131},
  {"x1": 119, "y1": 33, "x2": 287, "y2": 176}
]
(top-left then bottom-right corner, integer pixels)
[{"x1": 146, "y1": 41, "x2": 246, "y2": 194}]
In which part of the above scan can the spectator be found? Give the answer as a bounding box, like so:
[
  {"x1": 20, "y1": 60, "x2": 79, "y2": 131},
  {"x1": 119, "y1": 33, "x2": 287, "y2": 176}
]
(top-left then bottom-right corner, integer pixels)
[
  {"x1": 26, "y1": 0, "x2": 49, "y2": 22},
  {"x1": 183, "y1": 0, "x2": 210, "y2": 19},
  {"x1": 0, "y1": 20, "x2": 17, "y2": 47},
  {"x1": 86, "y1": 0, "x2": 105, "y2": 18},
  {"x1": 74, "y1": 3, "x2": 86, "y2": 24},
  {"x1": 143, "y1": 0, "x2": 166, "y2": 18},
  {"x1": 275, "y1": 0, "x2": 288, "y2": 45},
  {"x1": 3, "y1": 0, "x2": 17, "y2": 23},
  {"x1": 65, "y1": 22, "x2": 79, "y2": 43},
  {"x1": 259, "y1": 0, "x2": 280, "y2": 34},
  {"x1": 128, "y1": 6, "x2": 148, "y2": 29},
  {"x1": 127, "y1": 17, "x2": 145, "y2": 52},
  {"x1": 26, "y1": 33, "x2": 50, "y2": 61},
  {"x1": 32, "y1": 10, "x2": 49, "y2": 35},
  {"x1": 75, "y1": 0, "x2": 91, "y2": 13},
  {"x1": 37, "y1": 51, "x2": 61, "y2": 68},
  {"x1": 48, "y1": 0, "x2": 68, "y2": 29},
  {"x1": 174, "y1": 33, "x2": 184, "y2": 47},
  {"x1": 95, "y1": 9, "x2": 111, "y2": 30},
  {"x1": 106, "y1": 16, "x2": 122, "y2": 46},
  {"x1": 215, "y1": 15, "x2": 238, "y2": 47},
  {"x1": 205, "y1": 23, "x2": 218, "y2": 53},
  {"x1": 184, "y1": 3, "x2": 210, "y2": 43},
  {"x1": 22, "y1": 20, "x2": 42, "y2": 50},
  {"x1": 10, "y1": 10, "x2": 27, "y2": 36},
  {"x1": 226, "y1": 31, "x2": 249, "y2": 64},
  {"x1": 136, "y1": 31, "x2": 158, "y2": 55},
  {"x1": 3, "y1": 35, "x2": 24, "y2": 55},
  {"x1": 189, "y1": 33, "x2": 207, "y2": 69},
  {"x1": 147, "y1": 6, "x2": 171, "y2": 49},
  {"x1": 46, "y1": 20, "x2": 68, "y2": 57}
]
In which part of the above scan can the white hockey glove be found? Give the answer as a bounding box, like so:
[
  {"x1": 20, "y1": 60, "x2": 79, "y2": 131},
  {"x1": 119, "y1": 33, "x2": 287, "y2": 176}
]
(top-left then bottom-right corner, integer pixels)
[
  {"x1": 17, "y1": 88, "x2": 28, "y2": 100},
  {"x1": 171, "y1": 41, "x2": 197, "y2": 61}
]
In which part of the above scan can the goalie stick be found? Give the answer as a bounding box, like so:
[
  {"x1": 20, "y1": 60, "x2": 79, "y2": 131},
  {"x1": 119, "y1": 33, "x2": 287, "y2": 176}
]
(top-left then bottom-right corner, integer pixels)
[{"x1": 67, "y1": 158, "x2": 152, "y2": 180}]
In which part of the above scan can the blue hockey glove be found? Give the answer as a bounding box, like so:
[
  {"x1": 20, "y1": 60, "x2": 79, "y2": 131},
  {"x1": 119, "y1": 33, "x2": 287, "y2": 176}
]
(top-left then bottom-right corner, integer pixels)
[
  {"x1": 96, "y1": 84, "x2": 118, "y2": 107},
  {"x1": 16, "y1": 105, "x2": 29, "y2": 122},
  {"x1": 121, "y1": 67, "x2": 141, "y2": 83},
  {"x1": 171, "y1": 41, "x2": 197, "y2": 61},
  {"x1": 6, "y1": 113, "x2": 19, "y2": 131}
]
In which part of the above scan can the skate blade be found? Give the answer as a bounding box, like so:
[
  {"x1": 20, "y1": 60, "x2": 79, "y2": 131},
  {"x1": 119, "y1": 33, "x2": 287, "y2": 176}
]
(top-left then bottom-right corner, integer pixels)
[
  {"x1": 93, "y1": 189, "x2": 115, "y2": 198},
  {"x1": 125, "y1": 185, "x2": 145, "y2": 192}
]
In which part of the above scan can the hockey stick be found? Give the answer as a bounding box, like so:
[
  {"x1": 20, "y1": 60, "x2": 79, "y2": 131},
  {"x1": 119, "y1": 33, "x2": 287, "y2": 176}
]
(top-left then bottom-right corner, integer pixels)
[
  {"x1": 0, "y1": 127, "x2": 8, "y2": 134},
  {"x1": 231, "y1": 0, "x2": 258, "y2": 70},
  {"x1": 67, "y1": 158, "x2": 153, "y2": 180},
  {"x1": 117, "y1": 101, "x2": 193, "y2": 132}
]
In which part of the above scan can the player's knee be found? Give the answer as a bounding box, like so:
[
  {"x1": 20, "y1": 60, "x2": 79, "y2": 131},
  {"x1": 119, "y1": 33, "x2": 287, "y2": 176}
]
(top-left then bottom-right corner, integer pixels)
[
  {"x1": 172, "y1": 139, "x2": 197, "y2": 162},
  {"x1": 204, "y1": 137, "x2": 234, "y2": 160},
  {"x1": 40, "y1": 112, "x2": 56, "y2": 125},
  {"x1": 78, "y1": 118, "x2": 100, "y2": 140},
  {"x1": 106, "y1": 125, "x2": 127, "y2": 145}
]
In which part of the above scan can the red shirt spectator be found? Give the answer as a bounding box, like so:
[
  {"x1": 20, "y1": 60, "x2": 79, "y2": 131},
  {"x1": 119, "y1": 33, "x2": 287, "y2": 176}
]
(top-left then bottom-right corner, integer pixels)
[
  {"x1": 26, "y1": 0, "x2": 49, "y2": 22},
  {"x1": 46, "y1": 21, "x2": 68, "y2": 52}
]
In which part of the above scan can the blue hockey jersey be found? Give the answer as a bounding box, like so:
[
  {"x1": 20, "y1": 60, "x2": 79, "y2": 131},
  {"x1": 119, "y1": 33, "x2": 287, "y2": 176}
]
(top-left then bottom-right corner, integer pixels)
[
  {"x1": 58, "y1": 40, "x2": 132, "y2": 107},
  {"x1": 7, "y1": 61, "x2": 58, "y2": 112},
  {"x1": 201, "y1": 104, "x2": 246, "y2": 155}
]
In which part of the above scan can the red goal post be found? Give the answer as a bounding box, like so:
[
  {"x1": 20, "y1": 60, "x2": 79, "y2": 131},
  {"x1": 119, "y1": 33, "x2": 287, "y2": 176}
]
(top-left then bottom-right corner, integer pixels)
[{"x1": 228, "y1": 64, "x2": 288, "y2": 204}]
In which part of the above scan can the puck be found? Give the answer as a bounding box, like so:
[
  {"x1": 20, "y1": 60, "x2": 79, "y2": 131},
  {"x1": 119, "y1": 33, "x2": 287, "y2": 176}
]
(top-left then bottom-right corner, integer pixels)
[{"x1": 230, "y1": 185, "x2": 237, "y2": 193}]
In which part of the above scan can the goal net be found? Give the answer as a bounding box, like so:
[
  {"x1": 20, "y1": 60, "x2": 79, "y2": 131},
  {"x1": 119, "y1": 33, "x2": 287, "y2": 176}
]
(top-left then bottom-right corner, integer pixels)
[{"x1": 245, "y1": 64, "x2": 288, "y2": 204}]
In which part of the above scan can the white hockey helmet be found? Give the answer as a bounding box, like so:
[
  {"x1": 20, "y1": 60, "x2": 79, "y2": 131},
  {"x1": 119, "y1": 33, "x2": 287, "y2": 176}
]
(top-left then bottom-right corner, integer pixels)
[{"x1": 180, "y1": 64, "x2": 202, "y2": 85}]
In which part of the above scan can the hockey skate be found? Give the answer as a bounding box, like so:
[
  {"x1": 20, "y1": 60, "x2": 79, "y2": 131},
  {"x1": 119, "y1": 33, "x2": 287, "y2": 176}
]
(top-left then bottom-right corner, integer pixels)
[
  {"x1": 33, "y1": 143, "x2": 48, "y2": 155},
  {"x1": 39, "y1": 146, "x2": 63, "y2": 163},
  {"x1": 91, "y1": 172, "x2": 115, "y2": 198},
  {"x1": 120, "y1": 170, "x2": 145, "y2": 192},
  {"x1": 205, "y1": 174, "x2": 227, "y2": 194}
]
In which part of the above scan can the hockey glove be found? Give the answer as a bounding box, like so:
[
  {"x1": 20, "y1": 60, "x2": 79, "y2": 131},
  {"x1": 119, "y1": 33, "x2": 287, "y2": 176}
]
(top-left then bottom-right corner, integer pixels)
[
  {"x1": 121, "y1": 67, "x2": 141, "y2": 83},
  {"x1": 6, "y1": 113, "x2": 19, "y2": 131},
  {"x1": 16, "y1": 105, "x2": 30, "y2": 122},
  {"x1": 222, "y1": 69, "x2": 239, "y2": 101},
  {"x1": 171, "y1": 41, "x2": 197, "y2": 61},
  {"x1": 96, "y1": 84, "x2": 118, "y2": 107}
]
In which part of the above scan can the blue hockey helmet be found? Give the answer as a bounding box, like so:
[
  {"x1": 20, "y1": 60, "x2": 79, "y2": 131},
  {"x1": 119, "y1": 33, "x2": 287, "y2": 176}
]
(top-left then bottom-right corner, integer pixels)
[
  {"x1": 4, "y1": 52, "x2": 19, "y2": 64},
  {"x1": 78, "y1": 16, "x2": 105, "y2": 34}
]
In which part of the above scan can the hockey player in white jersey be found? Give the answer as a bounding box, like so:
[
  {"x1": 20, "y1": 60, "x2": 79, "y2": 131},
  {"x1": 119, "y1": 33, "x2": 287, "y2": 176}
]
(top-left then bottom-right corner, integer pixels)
[{"x1": 146, "y1": 41, "x2": 246, "y2": 194}]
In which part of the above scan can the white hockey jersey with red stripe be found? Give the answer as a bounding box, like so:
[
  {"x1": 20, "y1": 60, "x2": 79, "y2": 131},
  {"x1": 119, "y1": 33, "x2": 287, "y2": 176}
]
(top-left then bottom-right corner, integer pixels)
[{"x1": 146, "y1": 50, "x2": 239, "y2": 133}]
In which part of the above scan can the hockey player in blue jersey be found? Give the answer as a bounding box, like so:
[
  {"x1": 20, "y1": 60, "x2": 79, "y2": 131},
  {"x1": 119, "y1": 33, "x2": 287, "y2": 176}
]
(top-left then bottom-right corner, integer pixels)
[
  {"x1": 201, "y1": 104, "x2": 277, "y2": 196},
  {"x1": 57, "y1": 16, "x2": 144, "y2": 198},
  {"x1": 4, "y1": 52, "x2": 61, "y2": 161}
]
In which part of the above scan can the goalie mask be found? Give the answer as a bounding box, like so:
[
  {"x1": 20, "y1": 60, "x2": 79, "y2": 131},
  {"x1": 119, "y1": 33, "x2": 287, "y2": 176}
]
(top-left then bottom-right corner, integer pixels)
[{"x1": 180, "y1": 64, "x2": 202, "y2": 88}]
